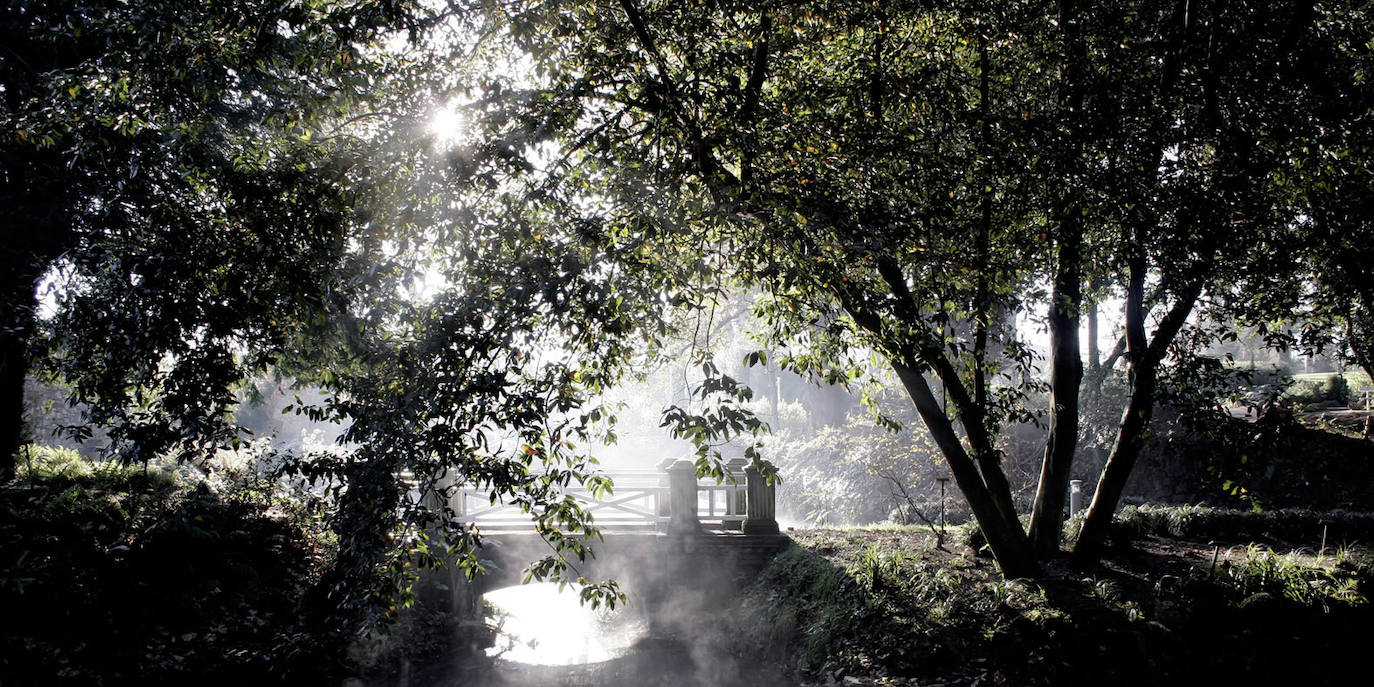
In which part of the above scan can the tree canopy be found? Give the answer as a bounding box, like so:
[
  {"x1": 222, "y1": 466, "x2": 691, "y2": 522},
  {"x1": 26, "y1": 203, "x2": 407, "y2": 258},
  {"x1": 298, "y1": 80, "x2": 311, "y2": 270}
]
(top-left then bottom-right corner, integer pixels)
[
  {"x1": 5, "y1": 0, "x2": 1373, "y2": 622},
  {"x1": 0, "y1": 0, "x2": 433, "y2": 472},
  {"x1": 453, "y1": 0, "x2": 1371, "y2": 573}
]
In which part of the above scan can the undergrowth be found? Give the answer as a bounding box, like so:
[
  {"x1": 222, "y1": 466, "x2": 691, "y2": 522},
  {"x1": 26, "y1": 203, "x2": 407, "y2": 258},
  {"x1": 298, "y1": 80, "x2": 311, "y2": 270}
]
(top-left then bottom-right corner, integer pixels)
[
  {"x1": 1103, "y1": 503, "x2": 1374, "y2": 545},
  {"x1": 737, "y1": 535, "x2": 1071, "y2": 682},
  {"x1": 1, "y1": 445, "x2": 336, "y2": 685},
  {"x1": 739, "y1": 525, "x2": 1374, "y2": 686}
]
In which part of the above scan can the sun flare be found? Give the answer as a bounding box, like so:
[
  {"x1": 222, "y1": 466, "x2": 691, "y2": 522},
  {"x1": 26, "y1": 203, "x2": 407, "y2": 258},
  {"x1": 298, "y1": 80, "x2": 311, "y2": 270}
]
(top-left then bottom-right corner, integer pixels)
[{"x1": 427, "y1": 100, "x2": 465, "y2": 145}]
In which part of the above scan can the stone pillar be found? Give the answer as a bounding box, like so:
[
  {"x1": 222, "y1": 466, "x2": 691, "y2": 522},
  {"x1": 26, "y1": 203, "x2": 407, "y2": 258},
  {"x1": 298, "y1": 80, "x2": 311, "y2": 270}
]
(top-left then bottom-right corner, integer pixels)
[
  {"x1": 743, "y1": 464, "x2": 779, "y2": 535},
  {"x1": 725, "y1": 457, "x2": 748, "y2": 530},
  {"x1": 1069, "y1": 480, "x2": 1084, "y2": 518},
  {"x1": 656, "y1": 457, "x2": 677, "y2": 518},
  {"x1": 419, "y1": 471, "x2": 459, "y2": 613},
  {"x1": 667, "y1": 459, "x2": 702, "y2": 534}
]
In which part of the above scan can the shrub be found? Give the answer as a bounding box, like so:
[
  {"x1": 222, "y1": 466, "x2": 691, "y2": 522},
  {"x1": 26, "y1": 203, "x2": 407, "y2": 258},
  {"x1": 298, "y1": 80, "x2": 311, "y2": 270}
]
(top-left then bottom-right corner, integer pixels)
[
  {"x1": 1, "y1": 451, "x2": 335, "y2": 684},
  {"x1": 1103, "y1": 504, "x2": 1374, "y2": 546}
]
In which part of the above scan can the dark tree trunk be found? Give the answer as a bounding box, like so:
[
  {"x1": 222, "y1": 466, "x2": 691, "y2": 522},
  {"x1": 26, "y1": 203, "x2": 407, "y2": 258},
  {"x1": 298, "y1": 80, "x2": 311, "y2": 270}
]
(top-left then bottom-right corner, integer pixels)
[
  {"x1": 2, "y1": 144, "x2": 73, "y2": 481},
  {"x1": 1028, "y1": 212, "x2": 1083, "y2": 553},
  {"x1": 1073, "y1": 259, "x2": 1202, "y2": 562},
  {"x1": 1071, "y1": 359, "x2": 1158, "y2": 562},
  {"x1": 0, "y1": 266, "x2": 36, "y2": 482},
  {"x1": 892, "y1": 361, "x2": 1039, "y2": 578},
  {"x1": 845, "y1": 287, "x2": 1037, "y2": 577},
  {"x1": 1027, "y1": 0, "x2": 1087, "y2": 554},
  {"x1": 1072, "y1": 255, "x2": 1151, "y2": 562},
  {"x1": 1086, "y1": 298, "x2": 1099, "y2": 376}
]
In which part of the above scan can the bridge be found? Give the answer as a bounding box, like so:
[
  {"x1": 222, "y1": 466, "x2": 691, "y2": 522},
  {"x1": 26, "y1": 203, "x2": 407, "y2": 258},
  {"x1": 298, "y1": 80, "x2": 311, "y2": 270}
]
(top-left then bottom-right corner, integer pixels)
[
  {"x1": 421, "y1": 458, "x2": 791, "y2": 617},
  {"x1": 451, "y1": 458, "x2": 781, "y2": 535}
]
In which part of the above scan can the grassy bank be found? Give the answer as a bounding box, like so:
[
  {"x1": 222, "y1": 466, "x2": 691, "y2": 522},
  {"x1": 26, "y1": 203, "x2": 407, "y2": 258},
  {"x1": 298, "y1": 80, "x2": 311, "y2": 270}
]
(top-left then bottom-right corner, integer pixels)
[{"x1": 732, "y1": 516, "x2": 1372, "y2": 686}]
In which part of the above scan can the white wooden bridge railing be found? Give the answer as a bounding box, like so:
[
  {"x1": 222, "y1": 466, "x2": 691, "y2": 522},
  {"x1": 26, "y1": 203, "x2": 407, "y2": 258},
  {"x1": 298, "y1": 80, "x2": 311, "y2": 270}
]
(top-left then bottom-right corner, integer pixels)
[{"x1": 450, "y1": 458, "x2": 778, "y2": 534}]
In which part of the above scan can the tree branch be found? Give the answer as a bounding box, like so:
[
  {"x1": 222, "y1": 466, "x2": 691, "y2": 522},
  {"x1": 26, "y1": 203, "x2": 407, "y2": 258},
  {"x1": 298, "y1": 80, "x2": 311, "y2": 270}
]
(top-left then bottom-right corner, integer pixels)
[
  {"x1": 616, "y1": 0, "x2": 738, "y2": 197},
  {"x1": 878, "y1": 471, "x2": 946, "y2": 548},
  {"x1": 738, "y1": 13, "x2": 771, "y2": 184}
]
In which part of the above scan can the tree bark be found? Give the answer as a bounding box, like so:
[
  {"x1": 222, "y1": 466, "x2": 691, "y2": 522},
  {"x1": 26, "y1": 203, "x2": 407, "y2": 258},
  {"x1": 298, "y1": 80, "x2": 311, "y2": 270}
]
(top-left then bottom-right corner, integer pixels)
[
  {"x1": 1027, "y1": 211, "x2": 1083, "y2": 553},
  {"x1": 840, "y1": 295, "x2": 1037, "y2": 577},
  {"x1": 1086, "y1": 297, "x2": 1099, "y2": 376},
  {"x1": 870, "y1": 257, "x2": 1021, "y2": 528},
  {"x1": 892, "y1": 361, "x2": 1039, "y2": 578},
  {"x1": 1072, "y1": 252, "x2": 1149, "y2": 561},
  {"x1": 1074, "y1": 267, "x2": 1203, "y2": 562},
  {"x1": 0, "y1": 266, "x2": 36, "y2": 482},
  {"x1": 1071, "y1": 357, "x2": 1157, "y2": 562},
  {"x1": 1027, "y1": 0, "x2": 1086, "y2": 554}
]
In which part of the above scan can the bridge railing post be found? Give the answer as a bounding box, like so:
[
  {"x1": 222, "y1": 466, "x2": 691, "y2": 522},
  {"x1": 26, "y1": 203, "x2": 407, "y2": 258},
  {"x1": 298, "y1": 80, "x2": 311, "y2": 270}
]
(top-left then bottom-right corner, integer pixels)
[
  {"x1": 725, "y1": 457, "x2": 748, "y2": 530},
  {"x1": 667, "y1": 459, "x2": 702, "y2": 534},
  {"x1": 656, "y1": 458, "x2": 676, "y2": 522},
  {"x1": 743, "y1": 462, "x2": 780, "y2": 535},
  {"x1": 438, "y1": 473, "x2": 466, "y2": 519},
  {"x1": 418, "y1": 470, "x2": 464, "y2": 613}
]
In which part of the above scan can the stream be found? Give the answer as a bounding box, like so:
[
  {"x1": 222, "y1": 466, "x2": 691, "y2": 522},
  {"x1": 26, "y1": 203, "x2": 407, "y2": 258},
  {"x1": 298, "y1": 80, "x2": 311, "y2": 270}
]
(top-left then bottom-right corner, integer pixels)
[{"x1": 461, "y1": 582, "x2": 794, "y2": 687}]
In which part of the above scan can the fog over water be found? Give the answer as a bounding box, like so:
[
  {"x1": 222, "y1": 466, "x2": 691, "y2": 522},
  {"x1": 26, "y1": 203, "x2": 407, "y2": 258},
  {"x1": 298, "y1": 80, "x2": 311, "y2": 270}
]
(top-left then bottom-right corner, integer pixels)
[{"x1": 483, "y1": 583, "x2": 647, "y2": 666}]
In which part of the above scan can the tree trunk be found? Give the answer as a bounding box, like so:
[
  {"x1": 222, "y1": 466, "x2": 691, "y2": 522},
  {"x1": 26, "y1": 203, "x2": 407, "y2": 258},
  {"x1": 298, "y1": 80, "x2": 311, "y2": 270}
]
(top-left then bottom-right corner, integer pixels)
[
  {"x1": 1073, "y1": 263, "x2": 1202, "y2": 562},
  {"x1": 0, "y1": 267, "x2": 35, "y2": 482},
  {"x1": 892, "y1": 361, "x2": 1039, "y2": 578},
  {"x1": 1086, "y1": 297, "x2": 1099, "y2": 376},
  {"x1": 1027, "y1": 212, "x2": 1083, "y2": 553},
  {"x1": 1027, "y1": 0, "x2": 1087, "y2": 554},
  {"x1": 1072, "y1": 360, "x2": 1158, "y2": 561}
]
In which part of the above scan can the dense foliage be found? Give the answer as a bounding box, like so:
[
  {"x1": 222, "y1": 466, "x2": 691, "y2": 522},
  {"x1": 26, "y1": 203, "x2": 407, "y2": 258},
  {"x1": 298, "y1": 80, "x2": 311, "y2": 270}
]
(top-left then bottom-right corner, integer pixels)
[
  {"x1": 437, "y1": 0, "x2": 1374, "y2": 574},
  {"x1": 6, "y1": 0, "x2": 1374, "y2": 653},
  {"x1": 0, "y1": 448, "x2": 335, "y2": 684},
  {"x1": 0, "y1": 0, "x2": 438, "y2": 474},
  {"x1": 4, "y1": 0, "x2": 775, "y2": 635}
]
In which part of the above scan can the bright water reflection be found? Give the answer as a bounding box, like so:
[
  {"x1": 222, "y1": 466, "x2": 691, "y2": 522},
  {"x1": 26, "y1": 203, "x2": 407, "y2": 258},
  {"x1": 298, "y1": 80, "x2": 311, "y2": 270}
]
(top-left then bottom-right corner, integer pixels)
[{"x1": 482, "y1": 583, "x2": 647, "y2": 666}]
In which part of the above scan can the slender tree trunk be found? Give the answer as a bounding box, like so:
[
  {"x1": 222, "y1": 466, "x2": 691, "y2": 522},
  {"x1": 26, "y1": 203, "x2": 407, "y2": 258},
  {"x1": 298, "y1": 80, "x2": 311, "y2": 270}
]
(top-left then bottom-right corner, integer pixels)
[
  {"x1": 870, "y1": 258, "x2": 1023, "y2": 533},
  {"x1": 892, "y1": 361, "x2": 1039, "y2": 577},
  {"x1": 1087, "y1": 297, "x2": 1099, "y2": 376},
  {"x1": 1027, "y1": 212, "x2": 1083, "y2": 553},
  {"x1": 1074, "y1": 260, "x2": 1202, "y2": 562},
  {"x1": 0, "y1": 267, "x2": 35, "y2": 482},
  {"x1": 1, "y1": 342, "x2": 25, "y2": 482},
  {"x1": 1027, "y1": 0, "x2": 1086, "y2": 554},
  {"x1": 1072, "y1": 361, "x2": 1158, "y2": 561},
  {"x1": 1073, "y1": 255, "x2": 1149, "y2": 561}
]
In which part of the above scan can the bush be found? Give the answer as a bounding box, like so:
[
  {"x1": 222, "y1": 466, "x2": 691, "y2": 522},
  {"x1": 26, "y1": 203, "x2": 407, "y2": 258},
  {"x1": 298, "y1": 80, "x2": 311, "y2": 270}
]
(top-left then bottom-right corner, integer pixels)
[
  {"x1": 1, "y1": 452, "x2": 336, "y2": 685},
  {"x1": 1230, "y1": 362, "x2": 1293, "y2": 388},
  {"x1": 1103, "y1": 504, "x2": 1374, "y2": 545},
  {"x1": 14, "y1": 443, "x2": 181, "y2": 491},
  {"x1": 1284, "y1": 373, "x2": 1355, "y2": 408}
]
